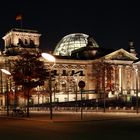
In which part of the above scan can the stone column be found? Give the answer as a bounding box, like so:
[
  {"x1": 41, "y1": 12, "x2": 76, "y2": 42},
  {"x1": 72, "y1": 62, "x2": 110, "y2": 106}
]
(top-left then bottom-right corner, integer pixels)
[{"x1": 118, "y1": 65, "x2": 122, "y2": 93}]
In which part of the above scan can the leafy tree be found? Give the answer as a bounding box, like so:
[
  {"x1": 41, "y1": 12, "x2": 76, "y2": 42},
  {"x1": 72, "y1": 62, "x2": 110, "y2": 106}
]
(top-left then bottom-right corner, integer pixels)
[
  {"x1": 11, "y1": 51, "x2": 48, "y2": 117},
  {"x1": 93, "y1": 60, "x2": 114, "y2": 96},
  {"x1": 93, "y1": 60, "x2": 114, "y2": 112}
]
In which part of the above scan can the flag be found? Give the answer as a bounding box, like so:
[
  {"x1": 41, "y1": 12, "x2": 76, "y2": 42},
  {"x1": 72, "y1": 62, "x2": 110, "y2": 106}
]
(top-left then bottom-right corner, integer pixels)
[
  {"x1": 16, "y1": 15, "x2": 22, "y2": 20},
  {"x1": 16, "y1": 14, "x2": 23, "y2": 28}
]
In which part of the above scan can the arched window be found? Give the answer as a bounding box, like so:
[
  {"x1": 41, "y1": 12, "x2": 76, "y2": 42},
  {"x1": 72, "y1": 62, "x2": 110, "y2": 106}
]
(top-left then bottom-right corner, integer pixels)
[
  {"x1": 17, "y1": 38, "x2": 23, "y2": 46},
  {"x1": 25, "y1": 39, "x2": 28, "y2": 45},
  {"x1": 29, "y1": 39, "x2": 35, "y2": 47}
]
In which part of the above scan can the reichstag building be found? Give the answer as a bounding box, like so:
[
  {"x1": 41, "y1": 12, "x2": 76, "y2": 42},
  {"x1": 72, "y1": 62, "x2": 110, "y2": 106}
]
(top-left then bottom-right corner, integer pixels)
[{"x1": 0, "y1": 28, "x2": 139, "y2": 109}]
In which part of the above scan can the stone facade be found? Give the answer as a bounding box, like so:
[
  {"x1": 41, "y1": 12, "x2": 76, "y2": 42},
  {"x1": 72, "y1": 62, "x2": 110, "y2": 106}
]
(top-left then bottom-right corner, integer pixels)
[{"x1": 0, "y1": 28, "x2": 139, "y2": 108}]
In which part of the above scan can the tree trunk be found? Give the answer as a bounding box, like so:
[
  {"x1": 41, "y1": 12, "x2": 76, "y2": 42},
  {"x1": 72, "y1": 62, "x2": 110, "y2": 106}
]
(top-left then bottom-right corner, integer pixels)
[{"x1": 26, "y1": 88, "x2": 30, "y2": 117}]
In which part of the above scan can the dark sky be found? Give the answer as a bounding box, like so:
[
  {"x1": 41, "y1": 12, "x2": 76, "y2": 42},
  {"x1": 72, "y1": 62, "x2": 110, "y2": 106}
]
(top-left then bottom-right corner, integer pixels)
[{"x1": 0, "y1": 0, "x2": 140, "y2": 56}]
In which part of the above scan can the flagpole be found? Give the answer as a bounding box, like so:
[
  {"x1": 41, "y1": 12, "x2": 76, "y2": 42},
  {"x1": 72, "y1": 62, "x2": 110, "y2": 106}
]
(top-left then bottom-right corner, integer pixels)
[{"x1": 20, "y1": 17, "x2": 23, "y2": 29}]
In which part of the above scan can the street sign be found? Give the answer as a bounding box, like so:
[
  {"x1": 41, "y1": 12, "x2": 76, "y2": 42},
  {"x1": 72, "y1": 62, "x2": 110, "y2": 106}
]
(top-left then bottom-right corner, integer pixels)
[{"x1": 78, "y1": 80, "x2": 85, "y2": 88}]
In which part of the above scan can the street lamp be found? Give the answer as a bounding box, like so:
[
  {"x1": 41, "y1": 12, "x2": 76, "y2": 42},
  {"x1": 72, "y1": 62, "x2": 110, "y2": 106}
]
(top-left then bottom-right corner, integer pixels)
[
  {"x1": 1, "y1": 69, "x2": 11, "y2": 116},
  {"x1": 72, "y1": 71, "x2": 82, "y2": 112},
  {"x1": 41, "y1": 53, "x2": 56, "y2": 119},
  {"x1": 73, "y1": 76, "x2": 78, "y2": 111},
  {"x1": 42, "y1": 53, "x2": 55, "y2": 64}
]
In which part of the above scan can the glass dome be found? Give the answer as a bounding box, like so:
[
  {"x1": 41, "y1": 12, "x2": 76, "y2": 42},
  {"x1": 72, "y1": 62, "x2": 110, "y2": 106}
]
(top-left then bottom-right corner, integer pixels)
[{"x1": 53, "y1": 33, "x2": 97, "y2": 56}]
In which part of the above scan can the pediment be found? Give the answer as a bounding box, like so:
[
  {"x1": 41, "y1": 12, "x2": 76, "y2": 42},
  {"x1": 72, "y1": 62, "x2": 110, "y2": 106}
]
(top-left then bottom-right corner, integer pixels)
[{"x1": 104, "y1": 49, "x2": 138, "y2": 61}]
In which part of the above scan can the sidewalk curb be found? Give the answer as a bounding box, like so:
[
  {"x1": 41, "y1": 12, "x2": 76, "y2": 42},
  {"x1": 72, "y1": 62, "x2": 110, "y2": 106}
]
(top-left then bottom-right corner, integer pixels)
[{"x1": 1, "y1": 115, "x2": 140, "y2": 123}]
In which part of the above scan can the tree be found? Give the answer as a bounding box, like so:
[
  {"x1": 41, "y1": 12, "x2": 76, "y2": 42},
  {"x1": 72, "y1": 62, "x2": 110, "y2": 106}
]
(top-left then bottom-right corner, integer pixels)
[
  {"x1": 11, "y1": 51, "x2": 48, "y2": 117},
  {"x1": 93, "y1": 60, "x2": 114, "y2": 112},
  {"x1": 93, "y1": 60, "x2": 114, "y2": 95}
]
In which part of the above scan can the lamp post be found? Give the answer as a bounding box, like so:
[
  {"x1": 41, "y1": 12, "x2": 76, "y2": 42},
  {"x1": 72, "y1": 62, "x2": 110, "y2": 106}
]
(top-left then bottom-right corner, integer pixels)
[
  {"x1": 74, "y1": 77, "x2": 78, "y2": 112},
  {"x1": 72, "y1": 71, "x2": 82, "y2": 112},
  {"x1": 41, "y1": 53, "x2": 55, "y2": 119},
  {"x1": 1, "y1": 69, "x2": 11, "y2": 116}
]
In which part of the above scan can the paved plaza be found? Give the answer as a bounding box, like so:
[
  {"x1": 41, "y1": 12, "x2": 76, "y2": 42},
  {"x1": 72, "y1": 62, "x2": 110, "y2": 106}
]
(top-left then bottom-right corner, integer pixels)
[
  {"x1": 1, "y1": 109, "x2": 140, "y2": 122},
  {"x1": 1, "y1": 111, "x2": 140, "y2": 140}
]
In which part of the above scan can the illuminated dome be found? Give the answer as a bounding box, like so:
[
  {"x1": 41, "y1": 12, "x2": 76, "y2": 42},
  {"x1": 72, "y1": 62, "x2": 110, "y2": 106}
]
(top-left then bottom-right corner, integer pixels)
[{"x1": 53, "y1": 33, "x2": 99, "y2": 56}]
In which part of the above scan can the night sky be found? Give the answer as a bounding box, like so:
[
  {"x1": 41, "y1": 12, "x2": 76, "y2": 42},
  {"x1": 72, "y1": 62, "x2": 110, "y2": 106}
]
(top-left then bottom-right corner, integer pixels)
[{"x1": 0, "y1": 0, "x2": 139, "y2": 56}]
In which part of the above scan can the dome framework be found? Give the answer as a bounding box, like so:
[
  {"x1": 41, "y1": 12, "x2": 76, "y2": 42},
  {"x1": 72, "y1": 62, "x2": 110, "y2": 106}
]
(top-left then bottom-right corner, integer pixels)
[{"x1": 53, "y1": 33, "x2": 99, "y2": 56}]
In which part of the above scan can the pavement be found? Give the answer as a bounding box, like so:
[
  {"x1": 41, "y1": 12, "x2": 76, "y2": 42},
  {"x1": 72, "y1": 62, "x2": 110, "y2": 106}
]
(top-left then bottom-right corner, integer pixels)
[{"x1": 1, "y1": 110, "x2": 140, "y2": 122}]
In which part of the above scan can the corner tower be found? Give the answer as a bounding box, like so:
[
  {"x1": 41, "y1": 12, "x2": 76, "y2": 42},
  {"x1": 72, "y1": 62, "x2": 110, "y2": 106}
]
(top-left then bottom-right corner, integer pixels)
[
  {"x1": 2, "y1": 28, "x2": 41, "y2": 55},
  {"x1": 128, "y1": 41, "x2": 137, "y2": 57}
]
